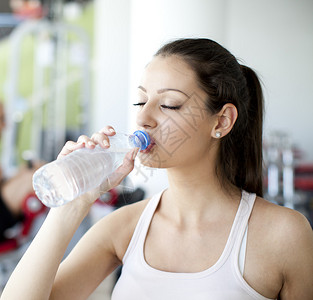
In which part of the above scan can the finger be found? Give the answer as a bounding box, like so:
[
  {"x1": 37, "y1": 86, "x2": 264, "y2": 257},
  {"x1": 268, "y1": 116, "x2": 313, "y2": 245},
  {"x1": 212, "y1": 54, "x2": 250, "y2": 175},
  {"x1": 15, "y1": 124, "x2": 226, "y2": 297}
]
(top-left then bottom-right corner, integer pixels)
[
  {"x1": 98, "y1": 126, "x2": 116, "y2": 136},
  {"x1": 77, "y1": 135, "x2": 96, "y2": 149},
  {"x1": 90, "y1": 132, "x2": 110, "y2": 149},
  {"x1": 57, "y1": 141, "x2": 85, "y2": 160},
  {"x1": 116, "y1": 148, "x2": 139, "y2": 179},
  {"x1": 99, "y1": 148, "x2": 139, "y2": 193}
]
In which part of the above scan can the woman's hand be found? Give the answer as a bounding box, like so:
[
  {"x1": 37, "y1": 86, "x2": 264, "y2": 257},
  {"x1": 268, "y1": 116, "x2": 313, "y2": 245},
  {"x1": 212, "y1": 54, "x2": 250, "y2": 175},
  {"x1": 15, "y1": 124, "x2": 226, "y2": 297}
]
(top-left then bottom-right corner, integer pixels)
[{"x1": 57, "y1": 126, "x2": 139, "y2": 205}]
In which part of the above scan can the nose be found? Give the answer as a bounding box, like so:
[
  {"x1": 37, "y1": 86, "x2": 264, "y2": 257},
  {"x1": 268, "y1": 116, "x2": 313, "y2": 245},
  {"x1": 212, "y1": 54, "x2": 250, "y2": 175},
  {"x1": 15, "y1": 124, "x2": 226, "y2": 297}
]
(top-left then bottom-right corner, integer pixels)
[{"x1": 136, "y1": 102, "x2": 158, "y2": 130}]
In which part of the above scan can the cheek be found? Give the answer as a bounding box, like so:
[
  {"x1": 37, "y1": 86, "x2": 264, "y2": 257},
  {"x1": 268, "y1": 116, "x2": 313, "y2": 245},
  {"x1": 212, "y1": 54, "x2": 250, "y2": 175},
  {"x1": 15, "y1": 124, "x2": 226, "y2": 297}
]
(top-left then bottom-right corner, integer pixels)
[
  {"x1": 154, "y1": 117, "x2": 191, "y2": 156},
  {"x1": 138, "y1": 134, "x2": 210, "y2": 169},
  {"x1": 136, "y1": 94, "x2": 212, "y2": 168},
  {"x1": 137, "y1": 118, "x2": 194, "y2": 168}
]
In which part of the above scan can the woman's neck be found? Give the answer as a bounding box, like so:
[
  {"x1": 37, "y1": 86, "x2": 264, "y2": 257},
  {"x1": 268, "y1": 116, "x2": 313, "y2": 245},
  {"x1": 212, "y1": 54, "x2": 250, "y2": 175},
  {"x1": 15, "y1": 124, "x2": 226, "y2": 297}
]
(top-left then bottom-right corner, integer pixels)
[{"x1": 162, "y1": 163, "x2": 241, "y2": 227}]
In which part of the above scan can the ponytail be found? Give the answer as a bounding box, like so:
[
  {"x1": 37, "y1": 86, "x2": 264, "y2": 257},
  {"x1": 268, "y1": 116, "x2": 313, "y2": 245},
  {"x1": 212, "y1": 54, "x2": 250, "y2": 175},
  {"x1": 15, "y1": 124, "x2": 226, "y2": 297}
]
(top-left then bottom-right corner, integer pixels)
[
  {"x1": 155, "y1": 38, "x2": 264, "y2": 196},
  {"x1": 216, "y1": 65, "x2": 264, "y2": 197},
  {"x1": 239, "y1": 65, "x2": 264, "y2": 196}
]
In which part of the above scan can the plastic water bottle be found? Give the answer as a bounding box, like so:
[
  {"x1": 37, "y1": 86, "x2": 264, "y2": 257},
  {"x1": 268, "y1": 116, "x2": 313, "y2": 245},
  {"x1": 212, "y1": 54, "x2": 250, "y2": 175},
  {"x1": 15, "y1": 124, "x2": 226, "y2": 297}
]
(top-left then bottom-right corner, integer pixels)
[{"x1": 32, "y1": 130, "x2": 150, "y2": 207}]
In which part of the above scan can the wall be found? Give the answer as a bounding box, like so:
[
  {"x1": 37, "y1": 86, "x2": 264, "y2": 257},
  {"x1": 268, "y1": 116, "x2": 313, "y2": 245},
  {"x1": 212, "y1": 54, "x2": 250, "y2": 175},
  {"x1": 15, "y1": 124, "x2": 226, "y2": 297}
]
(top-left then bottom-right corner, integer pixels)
[
  {"x1": 92, "y1": 0, "x2": 131, "y2": 133},
  {"x1": 226, "y1": 0, "x2": 313, "y2": 162}
]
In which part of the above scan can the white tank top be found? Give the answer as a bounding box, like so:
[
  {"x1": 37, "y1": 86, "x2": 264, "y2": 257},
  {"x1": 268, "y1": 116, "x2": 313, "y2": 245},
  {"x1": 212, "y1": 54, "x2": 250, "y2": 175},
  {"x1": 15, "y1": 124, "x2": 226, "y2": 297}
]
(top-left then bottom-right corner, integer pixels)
[{"x1": 111, "y1": 190, "x2": 274, "y2": 300}]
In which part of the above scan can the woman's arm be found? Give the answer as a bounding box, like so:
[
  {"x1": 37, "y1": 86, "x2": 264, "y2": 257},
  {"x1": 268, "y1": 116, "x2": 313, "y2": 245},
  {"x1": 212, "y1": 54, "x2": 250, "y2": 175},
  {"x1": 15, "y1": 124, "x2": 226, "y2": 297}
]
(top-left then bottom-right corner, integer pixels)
[
  {"x1": 50, "y1": 200, "x2": 144, "y2": 299},
  {"x1": 1, "y1": 186, "x2": 140, "y2": 300},
  {"x1": 1, "y1": 127, "x2": 138, "y2": 300},
  {"x1": 0, "y1": 201, "x2": 92, "y2": 300},
  {"x1": 279, "y1": 210, "x2": 313, "y2": 299}
]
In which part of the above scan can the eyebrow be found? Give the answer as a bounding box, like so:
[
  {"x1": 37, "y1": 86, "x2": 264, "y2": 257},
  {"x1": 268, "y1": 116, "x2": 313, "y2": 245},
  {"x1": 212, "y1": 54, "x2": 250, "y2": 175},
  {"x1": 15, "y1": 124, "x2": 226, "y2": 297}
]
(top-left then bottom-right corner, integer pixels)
[{"x1": 138, "y1": 86, "x2": 189, "y2": 98}]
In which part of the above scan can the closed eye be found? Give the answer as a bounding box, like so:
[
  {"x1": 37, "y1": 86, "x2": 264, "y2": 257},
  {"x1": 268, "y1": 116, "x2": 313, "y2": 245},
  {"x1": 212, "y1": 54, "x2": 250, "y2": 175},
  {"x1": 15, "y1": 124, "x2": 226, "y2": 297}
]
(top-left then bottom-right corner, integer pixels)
[
  {"x1": 133, "y1": 102, "x2": 146, "y2": 107},
  {"x1": 132, "y1": 103, "x2": 182, "y2": 110},
  {"x1": 161, "y1": 105, "x2": 182, "y2": 110}
]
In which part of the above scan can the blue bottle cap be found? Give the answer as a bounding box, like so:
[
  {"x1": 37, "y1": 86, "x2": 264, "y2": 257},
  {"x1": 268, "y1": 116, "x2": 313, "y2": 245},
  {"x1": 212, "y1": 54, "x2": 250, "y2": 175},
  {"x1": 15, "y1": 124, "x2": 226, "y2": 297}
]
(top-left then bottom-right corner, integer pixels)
[{"x1": 133, "y1": 130, "x2": 151, "y2": 150}]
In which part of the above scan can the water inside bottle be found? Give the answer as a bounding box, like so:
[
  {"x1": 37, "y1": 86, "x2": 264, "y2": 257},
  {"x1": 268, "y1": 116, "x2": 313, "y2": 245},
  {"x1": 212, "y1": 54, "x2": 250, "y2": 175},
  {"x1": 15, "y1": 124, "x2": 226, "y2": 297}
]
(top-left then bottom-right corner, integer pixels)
[
  {"x1": 33, "y1": 163, "x2": 76, "y2": 207},
  {"x1": 33, "y1": 132, "x2": 143, "y2": 207}
]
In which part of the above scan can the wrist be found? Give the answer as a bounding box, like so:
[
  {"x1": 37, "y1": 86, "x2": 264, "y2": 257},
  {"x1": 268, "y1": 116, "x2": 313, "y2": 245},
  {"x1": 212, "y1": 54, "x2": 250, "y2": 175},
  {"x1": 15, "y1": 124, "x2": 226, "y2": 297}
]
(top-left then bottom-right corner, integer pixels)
[{"x1": 48, "y1": 198, "x2": 93, "y2": 227}]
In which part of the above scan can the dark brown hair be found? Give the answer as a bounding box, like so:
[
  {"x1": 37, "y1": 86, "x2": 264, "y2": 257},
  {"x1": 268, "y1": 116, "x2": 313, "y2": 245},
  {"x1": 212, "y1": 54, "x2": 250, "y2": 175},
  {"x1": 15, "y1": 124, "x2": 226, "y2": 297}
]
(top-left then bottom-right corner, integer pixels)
[{"x1": 155, "y1": 38, "x2": 264, "y2": 197}]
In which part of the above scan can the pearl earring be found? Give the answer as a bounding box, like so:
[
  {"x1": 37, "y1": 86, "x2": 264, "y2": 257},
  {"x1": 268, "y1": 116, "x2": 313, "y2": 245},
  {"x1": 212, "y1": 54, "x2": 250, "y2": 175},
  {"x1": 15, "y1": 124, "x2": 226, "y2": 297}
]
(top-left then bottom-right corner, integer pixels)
[{"x1": 215, "y1": 132, "x2": 221, "y2": 138}]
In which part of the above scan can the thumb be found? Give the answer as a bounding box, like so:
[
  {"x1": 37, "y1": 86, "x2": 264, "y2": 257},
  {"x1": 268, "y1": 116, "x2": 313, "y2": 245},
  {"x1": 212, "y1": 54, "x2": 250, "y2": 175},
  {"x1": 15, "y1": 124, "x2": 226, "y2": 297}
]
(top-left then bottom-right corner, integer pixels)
[{"x1": 98, "y1": 147, "x2": 139, "y2": 193}]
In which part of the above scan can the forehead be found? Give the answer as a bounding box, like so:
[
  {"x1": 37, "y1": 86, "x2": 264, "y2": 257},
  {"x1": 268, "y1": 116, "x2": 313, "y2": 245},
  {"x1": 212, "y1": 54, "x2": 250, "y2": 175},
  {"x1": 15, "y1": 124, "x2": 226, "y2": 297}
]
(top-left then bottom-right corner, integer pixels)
[{"x1": 140, "y1": 55, "x2": 199, "y2": 93}]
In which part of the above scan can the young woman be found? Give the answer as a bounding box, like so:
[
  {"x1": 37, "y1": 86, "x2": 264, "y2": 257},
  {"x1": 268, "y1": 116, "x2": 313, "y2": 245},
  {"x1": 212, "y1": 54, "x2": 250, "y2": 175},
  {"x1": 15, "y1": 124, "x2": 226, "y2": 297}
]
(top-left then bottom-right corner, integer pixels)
[{"x1": 1, "y1": 38, "x2": 313, "y2": 300}]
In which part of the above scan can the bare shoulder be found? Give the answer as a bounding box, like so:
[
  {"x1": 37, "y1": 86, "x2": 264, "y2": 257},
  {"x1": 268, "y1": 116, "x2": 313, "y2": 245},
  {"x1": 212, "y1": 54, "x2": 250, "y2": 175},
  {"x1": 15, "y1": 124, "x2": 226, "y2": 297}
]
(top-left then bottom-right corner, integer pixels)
[
  {"x1": 250, "y1": 196, "x2": 313, "y2": 298},
  {"x1": 251, "y1": 196, "x2": 313, "y2": 244},
  {"x1": 96, "y1": 198, "x2": 151, "y2": 262}
]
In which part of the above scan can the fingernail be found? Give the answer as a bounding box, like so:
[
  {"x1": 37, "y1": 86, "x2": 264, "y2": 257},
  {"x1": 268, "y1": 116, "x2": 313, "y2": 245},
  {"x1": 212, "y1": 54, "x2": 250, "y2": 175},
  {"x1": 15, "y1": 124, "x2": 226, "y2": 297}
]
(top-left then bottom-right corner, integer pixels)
[
  {"x1": 103, "y1": 140, "x2": 109, "y2": 147},
  {"x1": 109, "y1": 128, "x2": 115, "y2": 133},
  {"x1": 88, "y1": 141, "x2": 95, "y2": 146}
]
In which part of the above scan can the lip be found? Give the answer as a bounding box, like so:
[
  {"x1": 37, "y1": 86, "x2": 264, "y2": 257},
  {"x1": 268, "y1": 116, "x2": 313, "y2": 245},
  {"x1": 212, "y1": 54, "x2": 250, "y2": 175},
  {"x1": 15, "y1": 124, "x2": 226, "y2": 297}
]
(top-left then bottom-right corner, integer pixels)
[{"x1": 140, "y1": 137, "x2": 156, "y2": 153}]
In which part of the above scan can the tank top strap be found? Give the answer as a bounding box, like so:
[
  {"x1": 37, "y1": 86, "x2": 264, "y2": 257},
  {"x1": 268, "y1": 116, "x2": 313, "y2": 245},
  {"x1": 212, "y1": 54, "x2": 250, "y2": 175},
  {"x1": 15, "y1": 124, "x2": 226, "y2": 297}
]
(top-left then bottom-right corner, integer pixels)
[
  {"x1": 122, "y1": 189, "x2": 164, "y2": 264},
  {"x1": 230, "y1": 191, "x2": 256, "y2": 262}
]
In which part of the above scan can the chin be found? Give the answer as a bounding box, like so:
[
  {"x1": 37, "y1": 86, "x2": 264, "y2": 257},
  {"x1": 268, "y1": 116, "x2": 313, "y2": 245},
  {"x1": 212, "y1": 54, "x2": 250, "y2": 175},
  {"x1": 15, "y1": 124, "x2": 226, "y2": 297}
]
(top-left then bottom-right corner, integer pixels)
[
  {"x1": 137, "y1": 151, "x2": 164, "y2": 169},
  {"x1": 138, "y1": 151, "x2": 179, "y2": 169}
]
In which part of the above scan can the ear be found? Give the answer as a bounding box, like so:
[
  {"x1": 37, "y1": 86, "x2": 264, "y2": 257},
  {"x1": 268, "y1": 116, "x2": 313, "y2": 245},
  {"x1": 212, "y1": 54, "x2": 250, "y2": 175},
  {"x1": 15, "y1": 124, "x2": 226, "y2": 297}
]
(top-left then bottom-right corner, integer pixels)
[{"x1": 211, "y1": 103, "x2": 238, "y2": 139}]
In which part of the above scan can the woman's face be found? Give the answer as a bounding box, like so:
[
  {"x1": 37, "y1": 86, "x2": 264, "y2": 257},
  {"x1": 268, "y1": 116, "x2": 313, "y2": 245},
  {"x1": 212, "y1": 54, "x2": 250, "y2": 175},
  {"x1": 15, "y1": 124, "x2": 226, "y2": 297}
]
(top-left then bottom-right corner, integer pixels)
[{"x1": 135, "y1": 55, "x2": 217, "y2": 169}]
